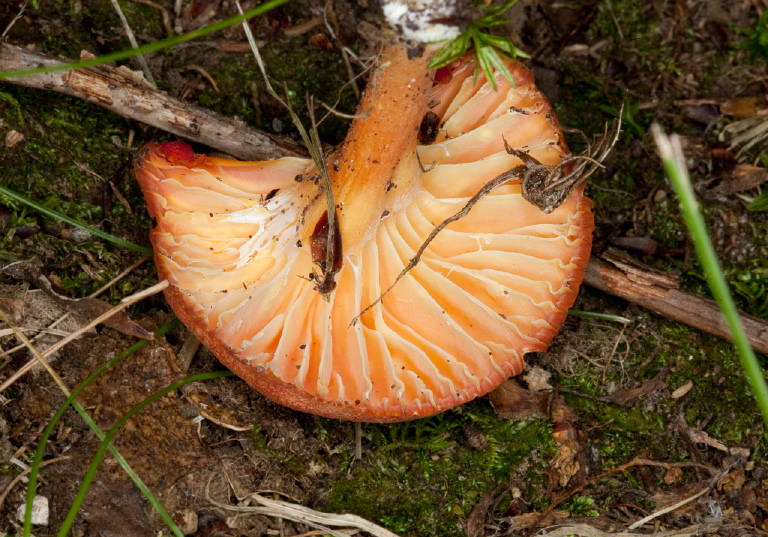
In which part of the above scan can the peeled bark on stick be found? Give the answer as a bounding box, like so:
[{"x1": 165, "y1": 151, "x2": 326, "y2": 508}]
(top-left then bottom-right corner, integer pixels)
[
  {"x1": 584, "y1": 249, "x2": 768, "y2": 355},
  {"x1": 0, "y1": 43, "x2": 305, "y2": 161}
]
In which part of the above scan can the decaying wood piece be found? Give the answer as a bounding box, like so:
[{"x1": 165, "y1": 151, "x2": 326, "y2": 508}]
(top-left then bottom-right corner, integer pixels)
[
  {"x1": 584, "y1": 248, "x2": 768, "y2": 355},
  {"x1": 0, "y1": 43, "x2": 305, "y2": 161}
]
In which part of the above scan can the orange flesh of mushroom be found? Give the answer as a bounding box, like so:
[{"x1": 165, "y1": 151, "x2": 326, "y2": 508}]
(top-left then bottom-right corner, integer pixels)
[{"x1": 134, "y1": 45, "x2": 594, "y2": 422}]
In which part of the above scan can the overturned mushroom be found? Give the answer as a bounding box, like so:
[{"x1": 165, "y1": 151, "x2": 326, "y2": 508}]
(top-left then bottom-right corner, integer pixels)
[{"x1": 134, "y1": 44, "x2": 593, "y2": 422}]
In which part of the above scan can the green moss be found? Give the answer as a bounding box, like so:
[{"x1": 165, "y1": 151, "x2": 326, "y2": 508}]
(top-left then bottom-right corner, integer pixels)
[
  {"x1": 0, "y1": 83, "x2": 152, "y2": 301},
  {"x1": 727, "y1": 263, "x2": 768, "y2": 319},
  {"x1": 553, "y1": 319, "x2": 765, "y2": 471},
  {"x1": 325, "y1": 403, "x2": 555, "y2": 537},
  {"x1": 175, "y1": 38, "x2": 358, "y2": 147},
  {"x1": 562, "y1": 496, "x2": 600, "y2": 517}
]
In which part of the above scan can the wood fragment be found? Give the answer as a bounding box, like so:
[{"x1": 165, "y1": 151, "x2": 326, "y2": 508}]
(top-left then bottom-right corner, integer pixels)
[
  {"x1": 0, "y1": 43, "x2": 306, "y2": 161},
  {"x1": 607, "y1": 367, "x2": 668, "y2": 406},
  {"x1": 584, "y1": 249, "x2": 768, "y2": 355}
]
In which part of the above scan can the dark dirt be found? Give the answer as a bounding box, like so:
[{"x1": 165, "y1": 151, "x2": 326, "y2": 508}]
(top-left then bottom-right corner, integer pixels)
[{"x1": 1, "y1": 0, "x2": 768, "y2": 536}]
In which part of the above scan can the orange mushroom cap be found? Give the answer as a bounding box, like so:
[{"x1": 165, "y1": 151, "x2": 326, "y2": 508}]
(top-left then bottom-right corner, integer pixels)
[{"x1": 134, "y1": 45, "x2": 593, "y2": 422}]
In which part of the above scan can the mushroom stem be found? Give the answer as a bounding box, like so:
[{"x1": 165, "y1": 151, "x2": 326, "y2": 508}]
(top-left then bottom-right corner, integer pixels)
[{"x1": 326, "y1": 44, "x2": 434, "y2": 252}]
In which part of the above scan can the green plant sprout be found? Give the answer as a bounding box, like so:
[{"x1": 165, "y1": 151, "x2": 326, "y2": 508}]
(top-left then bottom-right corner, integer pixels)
[
  {"x1": 735, "y1": 10, "x2": 768, "y2": 64},
  {"x1": 568, "y1": 309, "x2": 632, "y2": 324},
  {"x1": 428, "y1": 0, "x2": 528, "y2": 89},
  {"x1": 652, "y1": 124, "x2": 768, "y2": 428},
  {"x1": 748, "y1": 190, "x2": 768, "y2": 212}
]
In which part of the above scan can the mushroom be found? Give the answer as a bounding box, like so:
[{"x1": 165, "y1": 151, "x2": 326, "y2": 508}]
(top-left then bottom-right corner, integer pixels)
[{"x1": 134, "y1": 44, "x2": 593, "y2": 422}]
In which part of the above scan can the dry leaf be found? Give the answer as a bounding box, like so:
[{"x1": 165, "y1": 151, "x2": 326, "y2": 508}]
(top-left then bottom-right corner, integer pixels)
[
  {"x1": 688, "y1": 428, "x2": 750, "y2": 458},
  {"x1": 466, "y1": 492, "x2": 496, "y2": 537},
  {"x1": 0, "y1": 259, "x2": 152, "y2": 340},
  {"x1": 720, "y1": 96, "x2": 767, "y2": 118},
  {"x1": 664, "y1": 466, "x2": 684, "y2": 485},
  {"x1": 700, "y1": 164, "x2": 768, "y2": 198},
  {"x1": 489, "y1": 379, "x2": 540, "y2": 421},
  {"x1": 523, "y1": 365, "x2": 554, "y2": 391},
  {"x1": 671, "y1": 380, "x2": 693, "y2": 398},
  {"x1": 717, "y1": 469, "x2": 746, "y2": 493},
  {"x1": 550, "y1": 439, "x2": 581, "y2": 488},
  {"x1": 608, "y1": 368, "x2": 668, "y2": 406}
]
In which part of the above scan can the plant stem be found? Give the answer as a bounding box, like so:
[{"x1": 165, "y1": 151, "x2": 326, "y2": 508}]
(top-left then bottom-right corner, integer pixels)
[{"x1": 652, "y1": 124, "x2": 768, "y2": 427}]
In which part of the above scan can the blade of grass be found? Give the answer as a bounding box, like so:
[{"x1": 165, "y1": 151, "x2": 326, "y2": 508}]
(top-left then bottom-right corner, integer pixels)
[
  {"x1": 568, "y1": 309, "x2": 631, "y2": 325},
  {"x1": 0, "y1": 185, "x2": 151, "y2": 254},
  {"x1": 59, "y1": 370, "x2": 235, "y2": 537},
  {"x1": 651, "y1": 124, "x2": 768, "y2": 427},
  {"x1": 0, "y1": 0, "x2": 290, "y2": 80},
  {"x1": 236, "y1": 1, "x2": 338, "y2": 288},
  {"x1": 23, "y1": 319, "x2": 180, "y2": 537}
]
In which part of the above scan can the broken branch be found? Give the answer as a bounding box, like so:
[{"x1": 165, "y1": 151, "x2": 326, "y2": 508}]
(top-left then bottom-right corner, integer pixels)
[
  {"x1": 584, "y1": 249, "x2": 768, "y2": 355},
  {"x1": 0, "y1": 43, "x2": 305, "y2": 161}
]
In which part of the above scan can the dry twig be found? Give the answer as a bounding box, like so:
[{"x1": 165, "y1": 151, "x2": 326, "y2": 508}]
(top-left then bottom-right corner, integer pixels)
[
  {"x1": 0, "y1": 43, "x2": 305, "y2": 161},
  {"x1": 205, "y1": 475, "x2": 400, "y2": 537},
  {"x1": 584, "y1": 249, "x2": 768, "y2": 355},
  {"x1": 0, "y1": 456, "x2": 70, "y2": 511}
]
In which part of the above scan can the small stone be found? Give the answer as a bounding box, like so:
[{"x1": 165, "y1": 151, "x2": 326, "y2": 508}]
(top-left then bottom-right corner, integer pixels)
[
  {"x1": 174, "y1": 509, "x2": 198, "y2": 535},
  {"x1": 16, "y1": 496, "x2": 49, "y2": 526},
  {"x1": 5, "y1": 130, "x2": 24, "y2": 148},
  {"x1": 463, "y1": 425, "x2": 487, "y2": 450}
]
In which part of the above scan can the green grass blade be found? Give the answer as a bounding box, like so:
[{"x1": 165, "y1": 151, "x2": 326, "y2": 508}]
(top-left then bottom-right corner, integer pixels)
[
  {"x1": 0, "y1": 0, "x2": 291, "y2": 80},
  {"x1": 59, "y1": 370, "x2": 234, "y2": 537},
  {"x1": 23, "y1": 320, "x2": 179, "y2": 537},
  {"x1": 748, "y1": 189, "x2": 768, "y2": 211},
  {"x1": 652, "y1": 124, "x2": 768, "y2": 427},
  {"x1": 568, "y1": 309, "x2": 631, "y2": 324},
  {"x1": 0, "y1": 185, "x2": 151, "y2": 254}
]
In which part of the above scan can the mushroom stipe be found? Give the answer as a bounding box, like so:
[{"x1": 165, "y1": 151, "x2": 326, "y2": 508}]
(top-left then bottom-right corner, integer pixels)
[{"x1": 134, "y1": 45, "x2": 594, "y2": 422}]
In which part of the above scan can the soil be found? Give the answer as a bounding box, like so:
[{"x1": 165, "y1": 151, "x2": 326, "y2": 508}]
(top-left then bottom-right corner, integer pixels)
[{"x1": 1, "y1": 1, "x2": 768, "y2": 536}]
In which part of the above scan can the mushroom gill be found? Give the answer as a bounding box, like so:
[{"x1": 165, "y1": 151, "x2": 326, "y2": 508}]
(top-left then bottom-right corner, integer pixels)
[{"x1": 134, "y1": 45, "x2": 594, "y2": 422}]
